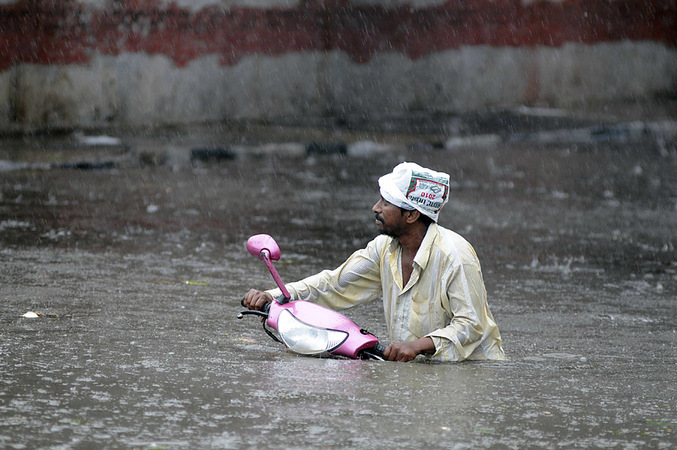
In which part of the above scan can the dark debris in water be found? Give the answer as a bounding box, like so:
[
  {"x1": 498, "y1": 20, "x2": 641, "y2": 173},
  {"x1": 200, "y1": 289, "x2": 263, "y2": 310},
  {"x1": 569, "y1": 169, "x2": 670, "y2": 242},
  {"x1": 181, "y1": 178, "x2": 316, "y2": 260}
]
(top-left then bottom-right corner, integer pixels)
[{"x1": 190, "y1": 147, "x2": 237, "y2": 163}]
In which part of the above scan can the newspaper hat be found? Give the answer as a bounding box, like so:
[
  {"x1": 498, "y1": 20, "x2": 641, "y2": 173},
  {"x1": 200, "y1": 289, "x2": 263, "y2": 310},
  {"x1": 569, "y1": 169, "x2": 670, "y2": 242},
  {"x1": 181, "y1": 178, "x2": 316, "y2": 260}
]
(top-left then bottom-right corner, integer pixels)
[{"x1": 378, "y1": 162, "x2": 450, "y2": 222}]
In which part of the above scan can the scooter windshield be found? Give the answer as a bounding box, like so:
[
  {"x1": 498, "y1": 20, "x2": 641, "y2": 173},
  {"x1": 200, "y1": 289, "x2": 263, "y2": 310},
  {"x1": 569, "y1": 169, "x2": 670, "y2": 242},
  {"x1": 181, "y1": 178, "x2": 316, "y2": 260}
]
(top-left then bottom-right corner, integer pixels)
[{"x1": 277, "y1": 309, "x2": 348, "y2": 355}]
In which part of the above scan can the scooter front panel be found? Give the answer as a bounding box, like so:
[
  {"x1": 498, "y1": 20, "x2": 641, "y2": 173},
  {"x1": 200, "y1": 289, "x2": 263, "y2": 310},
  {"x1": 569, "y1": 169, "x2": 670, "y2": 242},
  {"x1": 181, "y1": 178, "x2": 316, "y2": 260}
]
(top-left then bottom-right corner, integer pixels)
[{"x1": 267, "y1": 300, "x2": 379, "y2": 359}]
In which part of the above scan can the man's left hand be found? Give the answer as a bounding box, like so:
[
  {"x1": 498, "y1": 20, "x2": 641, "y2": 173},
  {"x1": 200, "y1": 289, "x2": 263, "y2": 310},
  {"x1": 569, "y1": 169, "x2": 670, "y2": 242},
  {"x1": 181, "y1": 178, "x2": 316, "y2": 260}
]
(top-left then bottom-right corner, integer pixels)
[{"x1": 383, "y1": 337, "x2": 435, "y2": 362}]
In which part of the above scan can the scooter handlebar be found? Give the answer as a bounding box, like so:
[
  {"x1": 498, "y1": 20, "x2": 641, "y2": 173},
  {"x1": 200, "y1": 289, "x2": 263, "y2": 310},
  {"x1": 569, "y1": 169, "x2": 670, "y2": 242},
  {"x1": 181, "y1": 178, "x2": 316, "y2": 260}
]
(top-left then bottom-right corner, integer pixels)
[
  {"x1": 358, "y1": 342, "x2": 386, "y2": 360},
  {"x1": 372, "y1": 343, "x2": 387, "y2": 358},
  {"x1": 240, "y1": 296, "x2": 271, "y2": 313}
]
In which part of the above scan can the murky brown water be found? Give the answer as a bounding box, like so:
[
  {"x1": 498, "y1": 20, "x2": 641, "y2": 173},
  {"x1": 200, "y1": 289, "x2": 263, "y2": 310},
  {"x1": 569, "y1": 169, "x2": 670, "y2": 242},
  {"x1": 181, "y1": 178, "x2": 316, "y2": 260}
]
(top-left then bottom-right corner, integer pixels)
[{"x1": 1, "y1": 138, "x2": 675, "y2": 448}]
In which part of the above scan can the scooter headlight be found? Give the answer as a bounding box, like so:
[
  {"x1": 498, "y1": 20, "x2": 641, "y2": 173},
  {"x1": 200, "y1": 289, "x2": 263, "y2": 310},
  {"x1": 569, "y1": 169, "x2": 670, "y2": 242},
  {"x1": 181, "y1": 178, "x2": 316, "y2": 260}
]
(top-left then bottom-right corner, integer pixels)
[{"x1": 277, "y1": 309, "x2": 348, "y2": 355}]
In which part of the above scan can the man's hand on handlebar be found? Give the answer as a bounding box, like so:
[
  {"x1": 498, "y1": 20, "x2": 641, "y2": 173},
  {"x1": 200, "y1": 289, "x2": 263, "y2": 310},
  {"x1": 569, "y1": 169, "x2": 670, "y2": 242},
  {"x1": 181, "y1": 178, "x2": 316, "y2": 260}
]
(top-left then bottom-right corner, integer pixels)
[
  {"x1": 383, "y1": 337, "x2": 435, "y2": 362},
  {"x1": 242, "y1": 289, "x2": 274, "y2": 311}
]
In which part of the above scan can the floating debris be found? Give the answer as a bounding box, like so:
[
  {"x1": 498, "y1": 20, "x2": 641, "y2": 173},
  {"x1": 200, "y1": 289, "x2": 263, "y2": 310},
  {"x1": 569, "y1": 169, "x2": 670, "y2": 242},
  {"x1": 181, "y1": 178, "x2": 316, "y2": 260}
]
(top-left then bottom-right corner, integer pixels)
[
  {"x1": 53, "y1": 160, "x2": 117, "y2": 170},
  {"x1": 75, "y1": 134, "x2": 123, "y2": 146},
  {"x1": 444, "y1": 134, "x2": 501, "y2": 149},
  {"x1": 21, "y1": 311, "x2": 71, "y2": 319},
  {"x1": 306, "y1": 142, "x2": 347, "y2": 155},
  {"x1": 347, "y1": 140, "x2": 394, "y2": 157},
  {"x1": 190, "y1": 147, "x2": 236, "y2": 163}
]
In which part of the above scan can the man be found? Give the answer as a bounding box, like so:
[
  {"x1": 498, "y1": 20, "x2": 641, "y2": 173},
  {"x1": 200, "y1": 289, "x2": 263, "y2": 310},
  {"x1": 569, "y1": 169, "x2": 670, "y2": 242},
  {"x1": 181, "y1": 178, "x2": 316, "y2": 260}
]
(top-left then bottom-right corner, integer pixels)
[{"x1": 243, "y1": 162, "x2": 505, "y2": 362}]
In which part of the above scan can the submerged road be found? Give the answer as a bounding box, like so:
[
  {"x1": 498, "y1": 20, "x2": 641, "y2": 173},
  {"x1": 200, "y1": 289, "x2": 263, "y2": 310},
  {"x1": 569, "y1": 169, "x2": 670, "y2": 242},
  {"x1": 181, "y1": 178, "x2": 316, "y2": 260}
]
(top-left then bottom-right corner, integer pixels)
[{"x1": 1, "y1": 105, "x2": 676, "y2": 448}]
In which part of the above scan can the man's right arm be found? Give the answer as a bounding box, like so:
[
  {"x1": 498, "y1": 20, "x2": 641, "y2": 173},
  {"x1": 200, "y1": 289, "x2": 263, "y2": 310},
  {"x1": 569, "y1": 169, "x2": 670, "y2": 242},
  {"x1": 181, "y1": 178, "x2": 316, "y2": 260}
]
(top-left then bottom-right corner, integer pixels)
[{"x1": 243, "y1": 235, "x2": 387, "y2": 311}]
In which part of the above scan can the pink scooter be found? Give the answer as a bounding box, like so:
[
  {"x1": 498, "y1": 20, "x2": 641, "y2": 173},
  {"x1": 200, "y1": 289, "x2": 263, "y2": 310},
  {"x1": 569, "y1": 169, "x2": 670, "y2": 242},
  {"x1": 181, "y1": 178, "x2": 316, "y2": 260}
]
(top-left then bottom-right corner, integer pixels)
[{"x1": 238, "y1": 234, "x2": 385, "y2": 360}]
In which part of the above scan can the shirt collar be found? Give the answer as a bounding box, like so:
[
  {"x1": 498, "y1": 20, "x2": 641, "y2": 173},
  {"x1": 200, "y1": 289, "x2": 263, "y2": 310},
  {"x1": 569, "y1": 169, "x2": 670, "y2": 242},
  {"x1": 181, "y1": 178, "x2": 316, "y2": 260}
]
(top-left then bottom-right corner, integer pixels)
[{"x1": 413, "y1": 222, "x2": 439, "y2": 270}]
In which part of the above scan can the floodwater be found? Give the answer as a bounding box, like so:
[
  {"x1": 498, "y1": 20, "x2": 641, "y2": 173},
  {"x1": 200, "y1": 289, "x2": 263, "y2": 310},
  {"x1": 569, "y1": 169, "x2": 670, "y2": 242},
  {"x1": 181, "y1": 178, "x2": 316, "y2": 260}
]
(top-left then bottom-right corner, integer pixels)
[{"x1": 1, "y1": 123, "x2": 676, "y2": 448}]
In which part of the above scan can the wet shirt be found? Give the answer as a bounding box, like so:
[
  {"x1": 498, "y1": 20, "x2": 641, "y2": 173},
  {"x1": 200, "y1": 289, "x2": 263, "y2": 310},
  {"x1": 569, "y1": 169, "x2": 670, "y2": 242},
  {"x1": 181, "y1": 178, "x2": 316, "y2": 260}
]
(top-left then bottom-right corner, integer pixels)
[{"x1": 267, "y1": 223, "x2": 505, "y2": 362}]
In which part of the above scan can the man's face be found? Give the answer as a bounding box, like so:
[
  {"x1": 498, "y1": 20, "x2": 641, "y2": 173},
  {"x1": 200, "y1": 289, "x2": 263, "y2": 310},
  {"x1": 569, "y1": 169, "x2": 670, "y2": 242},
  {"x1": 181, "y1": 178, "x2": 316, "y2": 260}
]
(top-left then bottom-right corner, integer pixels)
[{"x1": 372, "y1": 196, "x2": 408, "y2": 238}]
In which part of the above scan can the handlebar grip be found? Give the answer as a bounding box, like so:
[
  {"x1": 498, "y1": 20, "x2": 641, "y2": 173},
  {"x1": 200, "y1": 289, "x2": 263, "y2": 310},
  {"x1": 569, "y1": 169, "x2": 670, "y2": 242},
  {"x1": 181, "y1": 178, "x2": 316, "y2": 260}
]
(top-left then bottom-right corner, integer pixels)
[
  {"x1": 240, "y1": 296, "x2": 272, "y2": 313},
  {"x1": 366, "y1": 342, "x2": 386, "y2": 359}
]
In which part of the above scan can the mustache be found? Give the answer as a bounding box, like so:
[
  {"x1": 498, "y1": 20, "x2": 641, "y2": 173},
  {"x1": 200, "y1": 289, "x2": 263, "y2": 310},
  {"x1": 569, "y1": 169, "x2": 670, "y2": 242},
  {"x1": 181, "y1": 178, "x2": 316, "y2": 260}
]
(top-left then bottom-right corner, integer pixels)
[{"x1": 374, "y1": 213, "x2": 384, "y2": 224}]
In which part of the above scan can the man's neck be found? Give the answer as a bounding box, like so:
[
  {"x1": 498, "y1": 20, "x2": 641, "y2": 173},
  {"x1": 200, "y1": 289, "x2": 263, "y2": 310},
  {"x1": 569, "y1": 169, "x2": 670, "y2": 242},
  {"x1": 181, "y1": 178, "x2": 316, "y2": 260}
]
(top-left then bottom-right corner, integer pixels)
[{"x1": 397, "y1": 222, "x2": 429, "y2": 258}]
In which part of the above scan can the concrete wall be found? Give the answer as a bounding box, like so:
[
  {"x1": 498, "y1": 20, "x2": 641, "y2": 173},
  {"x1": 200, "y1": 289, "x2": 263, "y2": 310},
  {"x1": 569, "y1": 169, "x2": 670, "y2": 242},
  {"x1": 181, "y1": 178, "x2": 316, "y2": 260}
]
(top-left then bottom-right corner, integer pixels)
[{"x1": 1, "y1": 0, "x2": 675, "y2": 131}]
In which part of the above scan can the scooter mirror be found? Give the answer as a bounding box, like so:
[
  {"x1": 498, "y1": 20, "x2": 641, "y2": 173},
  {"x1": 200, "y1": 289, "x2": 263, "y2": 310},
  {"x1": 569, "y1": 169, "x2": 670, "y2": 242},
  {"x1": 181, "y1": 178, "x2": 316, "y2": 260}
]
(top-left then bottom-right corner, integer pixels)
[{"x1": 246, "y1": 234, "x2": 282, "y2": 261}]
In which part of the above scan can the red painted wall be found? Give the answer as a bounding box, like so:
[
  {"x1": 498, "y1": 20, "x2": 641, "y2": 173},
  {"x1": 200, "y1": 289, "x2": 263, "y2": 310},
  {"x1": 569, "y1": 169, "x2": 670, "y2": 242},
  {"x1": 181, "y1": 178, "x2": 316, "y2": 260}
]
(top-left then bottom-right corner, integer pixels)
[{"x1": 1, "y1": 0, "x2": 675, "y2": 70}]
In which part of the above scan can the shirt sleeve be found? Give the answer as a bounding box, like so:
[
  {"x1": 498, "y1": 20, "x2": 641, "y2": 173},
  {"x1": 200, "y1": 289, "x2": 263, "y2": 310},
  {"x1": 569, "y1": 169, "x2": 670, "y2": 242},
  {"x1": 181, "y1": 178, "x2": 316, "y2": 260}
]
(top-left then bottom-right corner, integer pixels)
[
  {"x1": 426, "y1": 262, "x2": 487, "y2": 361},
  {"x1": 266, "y1": 237, "x2": 385, "y2": 311}
]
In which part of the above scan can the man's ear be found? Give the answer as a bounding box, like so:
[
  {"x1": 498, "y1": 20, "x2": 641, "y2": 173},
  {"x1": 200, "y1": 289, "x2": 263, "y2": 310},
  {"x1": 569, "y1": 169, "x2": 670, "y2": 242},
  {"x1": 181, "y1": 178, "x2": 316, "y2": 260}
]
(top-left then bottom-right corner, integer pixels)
[{"x1": 405, "y1": 209, "x2": 421, "y2": 224}]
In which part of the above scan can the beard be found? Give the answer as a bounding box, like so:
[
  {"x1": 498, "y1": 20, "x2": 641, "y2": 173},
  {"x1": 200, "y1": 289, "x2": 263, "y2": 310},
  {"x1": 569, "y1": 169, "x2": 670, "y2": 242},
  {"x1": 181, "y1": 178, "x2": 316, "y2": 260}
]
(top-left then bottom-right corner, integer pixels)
[{"x1": 375, "y1": 214, "x2": 404, "y2": 238}]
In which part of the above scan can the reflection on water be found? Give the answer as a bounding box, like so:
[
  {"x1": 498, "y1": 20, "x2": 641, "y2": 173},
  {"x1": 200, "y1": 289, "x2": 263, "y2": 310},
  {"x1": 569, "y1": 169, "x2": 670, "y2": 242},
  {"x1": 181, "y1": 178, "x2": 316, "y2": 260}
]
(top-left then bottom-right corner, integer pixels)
[{"x1": 1, "y1": 145, "x2": 675, "y2": 448}]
